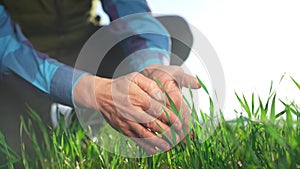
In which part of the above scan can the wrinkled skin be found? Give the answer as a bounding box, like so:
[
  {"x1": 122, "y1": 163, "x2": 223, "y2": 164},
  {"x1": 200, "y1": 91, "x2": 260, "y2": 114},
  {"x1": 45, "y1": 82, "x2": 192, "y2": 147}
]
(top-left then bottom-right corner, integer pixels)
[
  {"x1": 141, "y1": 64, "x2": 200, "y2": 140},
  {"x1": 73, "y1": 65, "x2": 200, "y2": 154}
]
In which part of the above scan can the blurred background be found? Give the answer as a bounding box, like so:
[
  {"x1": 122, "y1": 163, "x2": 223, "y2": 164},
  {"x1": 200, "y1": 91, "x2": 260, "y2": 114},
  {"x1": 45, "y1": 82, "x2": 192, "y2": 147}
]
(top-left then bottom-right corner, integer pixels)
[{"x1": 144, "y1": 0, "x2": 300, "y2": 119}]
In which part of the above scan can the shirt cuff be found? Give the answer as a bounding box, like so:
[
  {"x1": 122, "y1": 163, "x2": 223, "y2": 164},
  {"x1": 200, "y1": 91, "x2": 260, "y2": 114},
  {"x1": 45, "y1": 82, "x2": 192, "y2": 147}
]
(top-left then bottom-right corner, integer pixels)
[{"x1": 50, "y1": 65, "x2": 89, "y2": 107}]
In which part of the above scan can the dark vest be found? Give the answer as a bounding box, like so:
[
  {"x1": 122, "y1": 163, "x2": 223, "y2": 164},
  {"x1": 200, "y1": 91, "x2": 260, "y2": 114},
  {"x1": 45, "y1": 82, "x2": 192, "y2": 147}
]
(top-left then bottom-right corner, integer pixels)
[{"x1": 1, "y1": 0, "x2": 98, "y2": 60}]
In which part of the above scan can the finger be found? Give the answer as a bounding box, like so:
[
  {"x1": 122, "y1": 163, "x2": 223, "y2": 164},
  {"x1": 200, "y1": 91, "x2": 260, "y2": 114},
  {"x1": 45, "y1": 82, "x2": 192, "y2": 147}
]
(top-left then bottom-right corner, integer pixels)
[
  {"x1": 135, "y1": 96, "x2": 181, "y2": 144},
  {"x1": 129, "y1": 122, "x2": 171, "y2": 152},
  {"x1": 167, "y1": 90, "x2": 191, "y2": 141},
  {"x1": 156, "y1": 103, "x2": 185, "y2": 140},
  {"x1": 146, "y1": 98, "x2": 182, "y2": 130},
  {"x1": 166, "y1": 87, "x2": 182, "y2": 110},
  {"x1": 131, "y1": 137, "x2": 158, "y2": 155},
  {"x1": 131, "y1": 73, "x2": 164, "y2": 102},
  {"x1": 181, "y1": 101, "x2": 192, "y2": 132},
  {"x1": 180, "y1": 101, "x2": 192, "y2": 143},
  {"x1": 174, "y1": 72, "x2": 200, "y2": 89},
  {"x1": 121, "y1": 127, "x2": 157, "y2": 154},
  {"x1": 142, "y1": 118, "x2": 181, "y2": 145}
]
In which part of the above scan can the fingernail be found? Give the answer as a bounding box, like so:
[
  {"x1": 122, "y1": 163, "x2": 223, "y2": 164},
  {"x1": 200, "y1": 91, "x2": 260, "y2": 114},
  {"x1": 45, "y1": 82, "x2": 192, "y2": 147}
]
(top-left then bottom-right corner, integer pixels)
[
  {"x1": 173, "y1": 122, "x2": 178, "y2": 128},
  {"x1": 153, "y1": 89, "x2": 163, "y2": 101},
  {"x1": 195, "y1": 78, "x2": 201, "y2": 88},
  {"x1": 173, "y1": 121, "x2": 181, "y2": 129},
  {"x1": 197, "y1": 82, "x2": 201, "y2": 88},
  {"x1": 152, "y1": 147, "x2": 158, "y2": 154}
]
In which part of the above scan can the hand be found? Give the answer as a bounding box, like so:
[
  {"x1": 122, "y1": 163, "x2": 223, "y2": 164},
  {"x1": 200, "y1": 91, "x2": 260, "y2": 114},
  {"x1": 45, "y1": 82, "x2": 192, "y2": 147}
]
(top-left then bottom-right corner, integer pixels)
[
  {"x1": 73, "y1": 73, "x2": 184, "y2": 154},
  {"x1": 141, "y1": 64, "x2": 200, "y2": 140}
]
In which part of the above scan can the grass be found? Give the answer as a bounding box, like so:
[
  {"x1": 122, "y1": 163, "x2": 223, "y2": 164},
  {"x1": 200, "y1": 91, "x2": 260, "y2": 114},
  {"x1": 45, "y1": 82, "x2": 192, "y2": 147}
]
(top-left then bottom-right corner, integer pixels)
[{"x1": 1, "y1": 76, "x2": 300, "y2": 168}]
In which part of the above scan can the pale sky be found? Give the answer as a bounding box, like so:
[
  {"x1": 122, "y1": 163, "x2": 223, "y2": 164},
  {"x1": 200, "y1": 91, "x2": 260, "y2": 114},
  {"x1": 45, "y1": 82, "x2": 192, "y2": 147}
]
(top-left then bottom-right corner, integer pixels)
[{"x1": 148, "y1": 0, "x2": 300, "y2": 120}]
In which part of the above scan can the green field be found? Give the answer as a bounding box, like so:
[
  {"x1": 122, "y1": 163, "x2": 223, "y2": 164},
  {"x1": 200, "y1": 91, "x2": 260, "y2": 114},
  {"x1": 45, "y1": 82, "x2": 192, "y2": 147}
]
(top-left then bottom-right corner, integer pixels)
[{"x1": 1, "y1": 77, "x2": 300, "y2": 169}]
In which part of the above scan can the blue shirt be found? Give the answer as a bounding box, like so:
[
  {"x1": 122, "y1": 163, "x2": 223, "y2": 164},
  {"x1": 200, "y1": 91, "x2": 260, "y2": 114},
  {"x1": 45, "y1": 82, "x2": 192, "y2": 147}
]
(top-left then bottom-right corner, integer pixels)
[{"x1": 0, "y1": 0, "x2": 170, "y2": 106}]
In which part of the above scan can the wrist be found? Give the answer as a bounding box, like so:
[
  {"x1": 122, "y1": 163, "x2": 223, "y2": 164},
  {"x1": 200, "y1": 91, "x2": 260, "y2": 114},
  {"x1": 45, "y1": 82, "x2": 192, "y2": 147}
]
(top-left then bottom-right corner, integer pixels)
[
  {"x1": 93, "y1": 76, "x2": 112, "y2": 111},
  {"x1": 73, "y1": 74, "x2": 113, "y2": 111},
  {"x1": 73, "y1": 74, "x2": 103, "y2": 110}
]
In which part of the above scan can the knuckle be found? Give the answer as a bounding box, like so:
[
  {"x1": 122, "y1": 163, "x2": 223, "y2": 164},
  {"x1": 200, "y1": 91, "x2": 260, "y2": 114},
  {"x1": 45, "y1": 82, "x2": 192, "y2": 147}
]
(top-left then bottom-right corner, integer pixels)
[
  {"x1": 152, "y1": 103, "x2": 163, "y2": 117},
  {"x1": 148, "y1": 80, "x2": 157, "y2": 89},
  {"x1": 128, "y1": 72, "x2": 141, "y2": 80},
  {"x1": 131, "y1": 72, "x2": 140, "y2": 77},
  {"x1": 170, "y1": 113, "x2": 181, "y2": 124},
  {"x1": 164, "y1": 81, "x2": 175, "y2": 89},
  {"x1": 176, "y1": 66, "x2": 184, "y2": 72},
  {"x1": 173, "y1": 119, "x2": 183, "y2": 131},
  {"x1": 171, "y1": 65, "x2": 183, "y2": 73},
  {"x1": 139, "y1": 128, "x2": 150, "y2": 138},
  {"x1": 151, "y1": 108, "x2": 159, "y2": 117}
]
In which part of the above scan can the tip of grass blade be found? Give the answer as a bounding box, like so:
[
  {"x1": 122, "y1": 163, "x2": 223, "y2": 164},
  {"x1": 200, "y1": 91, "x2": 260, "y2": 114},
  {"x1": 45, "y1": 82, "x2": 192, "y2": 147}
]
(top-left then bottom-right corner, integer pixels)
[
  {"x1": 290, "y1": 76, "x2": 300, "y2": 91},
  {"x1": 196, "y1": 76, "x2": 209, "y2": 95}
]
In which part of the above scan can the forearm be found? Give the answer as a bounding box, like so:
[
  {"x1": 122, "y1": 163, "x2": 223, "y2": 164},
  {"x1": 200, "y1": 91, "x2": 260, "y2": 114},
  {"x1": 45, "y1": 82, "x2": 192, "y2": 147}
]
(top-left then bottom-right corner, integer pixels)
[
  {"x1": 0, "y1": 5, "x2": 87, "y2": 106},
  {"x1": 102, "y1": 0, "x2": 171, "y2": 71}
]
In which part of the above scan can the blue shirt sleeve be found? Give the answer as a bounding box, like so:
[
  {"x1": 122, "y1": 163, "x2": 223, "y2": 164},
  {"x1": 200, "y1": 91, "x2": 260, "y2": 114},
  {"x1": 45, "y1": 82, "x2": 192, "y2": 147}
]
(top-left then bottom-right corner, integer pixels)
[
  {"x1": 0, "y1": 6, "x2": 88, "y2": 106},
  {"x1": 102, "y1": 0, "x2": 171, "y2": 72}
]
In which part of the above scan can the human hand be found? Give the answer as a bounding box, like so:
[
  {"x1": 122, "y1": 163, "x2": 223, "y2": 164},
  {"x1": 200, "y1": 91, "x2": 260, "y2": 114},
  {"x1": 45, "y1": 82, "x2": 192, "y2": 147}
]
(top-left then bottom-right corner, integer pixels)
[
  {"x1": 141, "y1": 64, "x2": 200, "y2": 140},
  {"x1": 73, "y1": 73, "x2": 185, "y2": 154}
]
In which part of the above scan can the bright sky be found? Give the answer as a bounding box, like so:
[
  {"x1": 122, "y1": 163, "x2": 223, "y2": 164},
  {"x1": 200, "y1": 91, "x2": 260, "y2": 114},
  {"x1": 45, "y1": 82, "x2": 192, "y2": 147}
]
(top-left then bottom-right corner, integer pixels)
[{"x1": 99, "y1": 0, "x2": 300, "y2": 120}]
